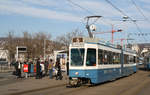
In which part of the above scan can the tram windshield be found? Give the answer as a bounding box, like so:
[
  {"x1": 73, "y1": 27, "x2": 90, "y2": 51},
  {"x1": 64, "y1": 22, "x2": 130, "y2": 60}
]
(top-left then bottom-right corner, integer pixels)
[{"x1": 71, "y1": 48, "x2": 85, "y2": 66}]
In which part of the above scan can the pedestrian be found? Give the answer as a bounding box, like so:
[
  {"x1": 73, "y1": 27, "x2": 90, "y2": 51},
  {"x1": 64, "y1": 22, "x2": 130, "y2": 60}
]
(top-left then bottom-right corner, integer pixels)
[
  {"x1": 14, "y1": 60, "x2": 19, "y2": 77},
  {"x1": 40, "y1": 60, "x2": 44, "y2": 78},
  {"x1": 23, "y1": 60, "x2": 28, "y2": 78},
  {"x1": 66, "y1": 60, "x2": 69, "y2": 76},
  {"x1": 17, "y1": 59, "x2": 22, "y2": 78},
  {"x1": 30, "y1": 59, "x2": 34, "y2": 77},
  {"x1": 36, "y1": 58, "x2": 41, "y2": 79},
  {"x1": 44, "y1": 58, "x2": 49, "y2": 76},
  {"x1": 28, "y1": 59, "x2": 31, "y2": 77},
  {"x1": 48, "y1": 59, "x2": 53, "y2": 79},
  {"x1": 55, "y1": 59, "x2": 63, "y2": 80}
]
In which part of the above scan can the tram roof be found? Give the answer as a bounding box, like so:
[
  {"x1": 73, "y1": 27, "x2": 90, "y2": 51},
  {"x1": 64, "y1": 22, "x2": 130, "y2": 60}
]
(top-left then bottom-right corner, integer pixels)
[{"x1": 71, "y1": 37, "x2": 136, "y2": 54}]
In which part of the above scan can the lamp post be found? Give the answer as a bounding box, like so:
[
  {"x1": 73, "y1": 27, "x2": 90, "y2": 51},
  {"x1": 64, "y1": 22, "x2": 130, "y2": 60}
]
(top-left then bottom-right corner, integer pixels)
[{"x1": 44, "y1": 39, "x2": 46, "y2": 60}]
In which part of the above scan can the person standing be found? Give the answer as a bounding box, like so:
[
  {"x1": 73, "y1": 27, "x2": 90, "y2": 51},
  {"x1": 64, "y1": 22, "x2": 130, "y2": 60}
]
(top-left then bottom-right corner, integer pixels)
[
  {"x1": 30, "y1": 59, "x2": 34, "y2": 77},
  {"x1": 44, "y1": 58, "x2": 49, "y2": 76},
  {"x1": 55, "y1": 59, "x2": 63, "y2": 80},
  {"x1": 23, "y1": 60, "x2": 28, "y2": 78},
  {"x1": 66, "y1": 61, "x2": 69, "y2": 76},
  {"x1": 18, "y1": 60, "x2": 22, "y2": 78},
  {"x1": 14, "y1": 60, "x2": 19, "y2": 77},
  {"x1": 28, "y1": 59, "x2": 31, "y2": 77},
  {"x1": 48, "y1": 59, "x2": 53, "y2": 79},
  {"x1": 40, "y1": 60, "x2": 44, "y2": 78},
  {"x1": 36, "y1": 58, "x2": 41, "y2": 79}
]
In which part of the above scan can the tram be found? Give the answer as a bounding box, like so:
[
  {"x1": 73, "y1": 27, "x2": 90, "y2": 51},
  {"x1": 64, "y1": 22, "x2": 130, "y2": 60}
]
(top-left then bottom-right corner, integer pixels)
[
  {"x1": 144, "y1": 53, "x2": 150, "y2": 70},
  {"x1": 68, "y1": 37, "x2": 137, "y2": 86}
]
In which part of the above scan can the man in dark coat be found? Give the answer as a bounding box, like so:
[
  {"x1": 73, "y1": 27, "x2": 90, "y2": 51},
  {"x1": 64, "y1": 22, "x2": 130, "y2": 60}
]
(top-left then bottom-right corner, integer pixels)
[
  {"x1": 14, "y1": 61, "x2": 19, "y2": 76},
  {"x1": 36, "y1": 58, "x2": 41, "y2": 79},
  {"x1": 55, "y1": 58, "x2": 63, "y2": 80},
  {"x1": 66, "y1": 61, "x2": 69, "y2": 76},
  {"x1": 44, "y1": 58, "x2": 49, "y2": 76}
]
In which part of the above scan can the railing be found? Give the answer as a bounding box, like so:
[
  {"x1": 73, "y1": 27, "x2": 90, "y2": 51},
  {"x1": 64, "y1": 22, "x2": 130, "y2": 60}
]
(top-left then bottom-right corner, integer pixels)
[{"x1": 0, "y1": 62, "x2": 14, "y2": 73}]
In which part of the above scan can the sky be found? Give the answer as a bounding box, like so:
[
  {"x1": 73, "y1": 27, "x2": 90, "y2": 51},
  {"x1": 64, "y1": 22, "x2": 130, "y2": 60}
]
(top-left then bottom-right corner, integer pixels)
[{"x1": 0, "y1": 0, "x2": 150, "y2": 43}]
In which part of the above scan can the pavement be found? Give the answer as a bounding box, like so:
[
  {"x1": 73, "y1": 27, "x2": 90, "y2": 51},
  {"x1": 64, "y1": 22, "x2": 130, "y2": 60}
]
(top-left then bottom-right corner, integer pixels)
[
  {"x1": 0, "y1": 66, "x2": 150, "y2": 95},
  {"x1": 0, "y1": 72, "x2": 68, "y2": 95}
]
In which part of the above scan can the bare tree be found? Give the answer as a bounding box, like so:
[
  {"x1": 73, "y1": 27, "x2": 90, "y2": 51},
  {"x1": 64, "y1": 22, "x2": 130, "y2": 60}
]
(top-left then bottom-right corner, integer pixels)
[
  {"x1": 4, "y1": 31, "x2": 16, "y2": 62},
  {"x1": 3, "y1": 29, "x2": 83, "y2": 61},
  {"x1": 56, "y1": 28, "x2": 84, "y2": 49},
  {"x1": 3, "y1": 31, "x2": 52, "y2": 61},
  {"x1": 31, "y1": 32, "x2": 51, "y2": 58}
]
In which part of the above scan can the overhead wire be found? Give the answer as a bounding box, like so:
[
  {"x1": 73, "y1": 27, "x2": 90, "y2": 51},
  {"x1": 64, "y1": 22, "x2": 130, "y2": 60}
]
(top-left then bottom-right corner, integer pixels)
[
  {"x1": 66, "y1": 0, "x2": 114, "y2": 39},
  {"x1": 133, "y1": 22, "x2": 147, "y2": 41},
  {"x1": 66, "y1": 0, "x2": 86, "y2": 24},
  {"x1": 67, "y1": 0, "x2": 130, "y2": 43},
  {"x1": 67, "y1": 0, "x2": 146, "y2": 43},
  {"x1": 67, "y1": 0, "x2": 114, "y2": 26},
  {"x1": 104, "y1": 0, "x2": 148, "y2": 43},
  {"x1": 66, "y1": 0, "x2": 99, "y2": 25},
  {"x1": 67, "y1": 0, "x2": 112, "y2": 25},
  {"x1": 67, "y1": 0, "x2": 95, "y2": 15},
  {"x1": 104, "y1": 0, "x2": 128, "y2": 17},
  {"x1": 130, "y1": 0, "x2": 149, "y2": 21},
  {"x1": 130, "y1": 0, "x2": 149, "y2": 42}
]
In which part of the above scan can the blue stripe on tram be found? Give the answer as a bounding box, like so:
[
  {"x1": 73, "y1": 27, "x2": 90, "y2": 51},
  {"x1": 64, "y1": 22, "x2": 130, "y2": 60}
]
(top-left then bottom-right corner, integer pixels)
[{"x1": 69, "y1": 66, "x2": 136, "y2": 84}]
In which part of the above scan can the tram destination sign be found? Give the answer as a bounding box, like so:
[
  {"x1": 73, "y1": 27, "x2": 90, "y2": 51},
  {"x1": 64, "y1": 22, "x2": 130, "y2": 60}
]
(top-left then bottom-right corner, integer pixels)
[{"x1": 72, "y1": 37, "x2": 99, "y2": 43}]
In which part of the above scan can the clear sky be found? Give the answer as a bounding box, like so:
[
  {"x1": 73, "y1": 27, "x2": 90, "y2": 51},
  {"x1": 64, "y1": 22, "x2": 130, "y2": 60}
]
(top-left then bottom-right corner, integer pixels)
[{"x1": 0, "y1": 0, "x2": 150, "y2": 43}]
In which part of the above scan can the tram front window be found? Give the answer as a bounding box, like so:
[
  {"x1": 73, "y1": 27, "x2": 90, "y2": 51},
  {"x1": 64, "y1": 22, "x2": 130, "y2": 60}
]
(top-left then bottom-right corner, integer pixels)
[
  {"x1": 86, "y1": 49, "x2": 96, "y2": 66},
  {"x1": 71, "y1": 48, "x2": 85, "y2": 66}
]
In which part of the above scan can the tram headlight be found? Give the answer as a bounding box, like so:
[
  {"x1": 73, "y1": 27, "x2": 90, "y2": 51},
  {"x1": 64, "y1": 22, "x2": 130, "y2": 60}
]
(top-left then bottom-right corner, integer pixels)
[{"x1": 75, "y1": 72, "x2": 79, "y2": 75}]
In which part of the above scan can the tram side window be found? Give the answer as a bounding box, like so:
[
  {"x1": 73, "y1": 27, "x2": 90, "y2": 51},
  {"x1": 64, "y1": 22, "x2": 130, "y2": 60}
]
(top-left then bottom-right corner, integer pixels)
[
  {"x1": 148, "y1": 57, "x2": 150, "y2": 63},
  {"x1": 129, "y1": 55, "x2": 134, "y2": 63},
  {"x1": 145, "y1": 57, "x2": 150, "y2": 63},
  {"x1": 113, "y1": 53, "x2": 120, "y2": 64},
  {"x1": 108, "y1": 51, "x2": 113, "y2": 64},
  {"x1": 136, "y1": 57, "x2": 139, "y2": 63},
  {"x1": 124, "y1": 55, "x2": 129, "y2": 64},
  {"x1": 113, "y1": 53, "x2": 115, "y2": 64},
  {"x1": 104, "y1": 51, "x2": 108, "y2": 64},
  {"x1": 86, "y1": 49, "x2": 96, "y2": 66},
  {"x1": 98, "y1": 49, "x2": 103, "y2": 65},
  {"x1": 133, "y1": 56, "x2": 136, "y2": 63}
]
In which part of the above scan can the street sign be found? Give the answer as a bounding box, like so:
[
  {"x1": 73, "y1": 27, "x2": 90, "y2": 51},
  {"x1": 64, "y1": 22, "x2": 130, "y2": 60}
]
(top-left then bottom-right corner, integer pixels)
[{"x1": 17, "y1": 46, "x2": 27, "y2": 53}]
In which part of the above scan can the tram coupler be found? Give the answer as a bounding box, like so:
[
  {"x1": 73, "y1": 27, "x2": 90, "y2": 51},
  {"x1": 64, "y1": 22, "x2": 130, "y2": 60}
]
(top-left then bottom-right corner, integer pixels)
[{"x1": 66, "y1": 78, "x2": 81, "y2": 87}]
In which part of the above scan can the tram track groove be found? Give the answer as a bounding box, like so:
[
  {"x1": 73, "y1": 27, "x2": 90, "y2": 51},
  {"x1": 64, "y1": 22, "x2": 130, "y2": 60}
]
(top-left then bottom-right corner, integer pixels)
[
  {"x1": 117, "y1": 71, "x2": 149, "y2": 95},
  {"x1": 9, "y1": 83, "x2": 66, "y2": 95}
]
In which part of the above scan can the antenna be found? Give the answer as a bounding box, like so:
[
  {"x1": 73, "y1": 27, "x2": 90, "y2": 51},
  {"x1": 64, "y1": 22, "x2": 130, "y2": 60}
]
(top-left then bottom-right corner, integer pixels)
[{"x1": 85, "y1": 16, "x2": 102, "y2": 38}]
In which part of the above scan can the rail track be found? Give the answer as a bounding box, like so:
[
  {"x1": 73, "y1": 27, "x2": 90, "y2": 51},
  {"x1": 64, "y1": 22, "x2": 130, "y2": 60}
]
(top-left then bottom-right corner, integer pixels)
[{"x1": 10, "y1": 83, "x2": 91, "y2": 95}]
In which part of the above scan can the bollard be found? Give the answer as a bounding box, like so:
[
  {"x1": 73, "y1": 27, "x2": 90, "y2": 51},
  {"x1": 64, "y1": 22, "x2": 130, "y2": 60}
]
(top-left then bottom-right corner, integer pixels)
[{"x1": 25, "y1": 73, "x2": 28, "y2": 78}]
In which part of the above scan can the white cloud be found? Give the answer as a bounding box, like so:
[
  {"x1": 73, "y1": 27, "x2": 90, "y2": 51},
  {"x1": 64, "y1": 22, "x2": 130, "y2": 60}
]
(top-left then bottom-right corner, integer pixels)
[
  {"x1": 139, "y1": 0, "x2": 150, "y2": 4},
  {"x1": 0, "y1": 0, "x2": 81, "y2": 22},
  {"x1": 21, "y1": 0, "x2": 59, "y2": 7}
]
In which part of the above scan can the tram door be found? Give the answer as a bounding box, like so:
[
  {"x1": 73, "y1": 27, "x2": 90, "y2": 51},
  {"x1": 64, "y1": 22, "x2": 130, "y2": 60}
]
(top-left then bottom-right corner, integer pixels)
[
  {"x1": 85, "y1": 48, "x2": 96, "y2": 79},
  {"x1": 86, "y1": 48, "x2": 96, "y2": 66}
]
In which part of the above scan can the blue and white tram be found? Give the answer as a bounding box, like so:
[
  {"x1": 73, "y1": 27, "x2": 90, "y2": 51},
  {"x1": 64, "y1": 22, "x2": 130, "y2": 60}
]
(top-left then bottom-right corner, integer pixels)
[
  {"x1": 144, "y1": 54, "x2": 150, "y2": 70},
  {"x1": 68, "y1": 37, "x2": 137, "y2": 86}
]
